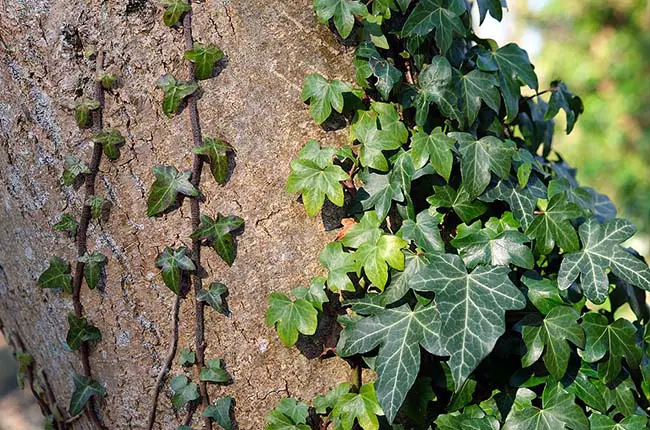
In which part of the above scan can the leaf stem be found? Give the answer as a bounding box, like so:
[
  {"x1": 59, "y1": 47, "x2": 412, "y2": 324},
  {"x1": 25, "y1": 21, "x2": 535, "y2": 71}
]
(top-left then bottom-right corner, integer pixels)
[{"x1": 524, "y1": 87, "x2": 558, "y2": 101}]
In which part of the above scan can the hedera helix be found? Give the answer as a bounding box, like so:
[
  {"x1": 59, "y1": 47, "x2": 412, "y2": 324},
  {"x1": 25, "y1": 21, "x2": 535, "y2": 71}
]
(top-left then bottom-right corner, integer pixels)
[
  {"x1": 147, "y1": 1, "x2": 242, "y2": 429},
  {"x1": 38, "y1": 51, "x2": 120, "y2": 428},
  {"x1": 266, "y1": 0, "x2": 650, "y2": 429}
]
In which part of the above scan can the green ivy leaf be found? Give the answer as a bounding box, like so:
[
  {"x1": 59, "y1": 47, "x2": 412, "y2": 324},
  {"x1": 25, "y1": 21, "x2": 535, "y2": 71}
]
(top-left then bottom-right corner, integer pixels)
[
  {"x1": 337, "y1": 303, "x2": 444, "y2": 422},
  {"x1": 480, "y1": 177, "x2": 548, "y2": 230},
  {"x1": 330, "y1": 383, "x2": 384, "y2": 430},
  {"x1": 301, "y1": 73, "x2": 352, "y2": 124},
  {"x1": 266, "y1": 405, "x2": 310, "y2": 430},
  {"x1": 559, "y1": 218, "x2": 650, "y2": 304},
  {"x1": 161, "y1": 0, "x2": 191, "y2": 27},
  {"x1": 563, "y1": 366, "x2": 608, "y2": 413},
  {"x1": 74, "y1": 99, "x2": 100, "y2": 129},
  {"x1": 273, "y1": 398, "x2": 309, "y2": 426},
  {"x1": 147, "y1": 165, "x2": 199, "y2": 217},
  {"x1": 414, "y1": 56, "x2": 459, "y2": 126},
  {"x1": 66, "y1": 313, "x2": 102, "y2": 351},
  {"x1": 155, "y1": 246, "x2": 195, "y2": 295},
  {"x1": 38, "y1": 256, "x2": 72, "y2": 294},
  {"x1": 178, "y1": 349, "x2": 196, "y2": 366},
  {"x1": 320, "y1": 242, "x2": 358, "y2": 293},
  {"x1": 78, "y1": 251, "x2": 106, "y2": 290},
  {"x1": 401, "y1": 0, "x2": 466, "y2": 55},
  {"x1": 156, "y1": 75, "x2": 199, "y2": 117},
  {"x1": 521, "y1": 272, "x2": 566, "y2": 315},
  {"x1": 170, "y1": 375, "x2": 199, "y2": 409},
  {"x1": 53, "y1": 213, "x2": 79, "y2": 237},
  {"x1": 92, "y1": 129, "x2": 125, "y2": 161},
  {"x1": 399, "y1": 210, "x2": 445, "y2": 253},
  {"x1": 86, "y1": 195, "x2": 109, "y2": 220},
  {"x1": 520, "y1": 306, "x2": 584, "y2": 380},
  {"x1": 62, "y1": 155, "x2": 89, "y2": 186},
  {"x1": 313, "y1": 383, "x2": 351, "y2": 414},
  {"x1": 427, "y1": 184, "x2": 487, "y2": 224},
  {"x1": 411, "y1": 253, "x2": 526, "y2": 388},
  {"x1": 286, "y1": 140, "x2": 348, "y2": 217},
  {"x1": 582, "y1": 312, "x2": 642, "y2": 383},
  {"x1": 456, "y1": 69, "x2": 500, "y2": 127},
  {"x1": 545, "y1": 80, "x2": 583, "y2": 134},
  {"x1": 184, "y1": 43, "x2": 224, "y2": 80},
  {"x1": 202, "y1": 396, "x2": 234, "y2": 430},
  {"x1": 357, "y1": 171, "x2": 404, "y2": 220},
  {"x1": 198, "y1": 282, "x2": 229, "y2": 315},
  {"x1": 265, "y1": 292, "x2": 318, "y2": 347},
  {"x1": 349, "y1": 225, "x2": 408, "y2": 290},
  {"x1": 525, "y1": 192, "x2": 582, "y2": 255},
  {"x1": 69, "y1": 372, "x2": 106, "y2": 416},
  {"x1": 200, "y1": 358, "x2": 229, "y2": 383},
  {"x1": 356, "y1": 42, "x2": 402, "y2": 99},
  {"x1": 192, "y1": 137, "x2": 233, "y2": 185},
  {"x1": 15, "y1": 351, "x2": 33, "y2": 390},
  {"x1": 190, "y1": 213, "x2": 244, "y2": 266},
  {"x1": 97, "y1": 72, "x2": 118, "y2": 90},
  {"x1": 313, "y1": 0, "x2": 368, "y2": 39},
  {"x1": 410, "y1": 127, "x2": 455, "y2": 181},
  {"x1": 589, "y1": 413, "x2": 647, "y2": 430},
  {"x1": 477, "y1": 0, "x2": 504, "y2": 24},
  {"x1": 292, "y1": 277, "x2": 328, "y2": 312}
]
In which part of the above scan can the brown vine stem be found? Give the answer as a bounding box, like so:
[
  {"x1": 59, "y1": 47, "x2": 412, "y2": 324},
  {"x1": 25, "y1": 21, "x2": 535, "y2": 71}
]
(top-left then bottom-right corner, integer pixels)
[
  {"x1": 147, "y1": 294, "x2": 181, "y2": 430},
  {"x1": 69, "y1": 49, "x2": 106, "y2": 430},
  {"x1": 183, "y1": 3, "x2": 212, "y2": 429}
]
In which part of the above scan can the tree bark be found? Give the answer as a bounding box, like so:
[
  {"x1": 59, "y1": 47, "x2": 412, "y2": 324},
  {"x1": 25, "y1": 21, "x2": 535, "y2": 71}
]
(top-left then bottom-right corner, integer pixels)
[{"x1": 0, "y1": 0, "x2": 354, "y2": 428}]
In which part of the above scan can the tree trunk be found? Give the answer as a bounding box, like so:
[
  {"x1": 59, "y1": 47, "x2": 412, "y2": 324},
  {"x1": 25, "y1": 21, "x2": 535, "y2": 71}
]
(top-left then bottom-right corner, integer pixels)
[{"x1": 0, "y1": 0, "x2": 353, "y2": 428}]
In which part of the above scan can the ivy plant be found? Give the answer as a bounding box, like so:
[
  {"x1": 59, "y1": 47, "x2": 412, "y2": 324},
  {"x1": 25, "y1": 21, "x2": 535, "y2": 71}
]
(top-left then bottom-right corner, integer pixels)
[{"x1": 268, "y1": 1, "x2": 650, "y2": 428}]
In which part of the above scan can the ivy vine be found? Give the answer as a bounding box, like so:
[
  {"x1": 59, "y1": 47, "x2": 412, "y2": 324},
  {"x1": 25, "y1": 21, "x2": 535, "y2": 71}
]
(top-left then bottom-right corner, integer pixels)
[{"x1": 266, "y1": 1, "x2": 650, "y2": 429}]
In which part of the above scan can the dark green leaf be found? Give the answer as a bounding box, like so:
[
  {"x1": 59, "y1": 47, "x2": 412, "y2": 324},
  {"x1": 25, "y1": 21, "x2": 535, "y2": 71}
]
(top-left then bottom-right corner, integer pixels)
[
  {"x1": 38, "y1": 256, "x2": 72, "y2": 294},
  {"x1": 86, "y1": 195, "x2": 109, "y2": 220},
  {"x1": 156, "y1": 75, "x2": 198, "y2": 117},
  {"x1": 62, "y1": 155, "x2": 89, "y2": 186},
  {"x1": 147, "y1": 165, "x2": 198, "y2": 216},
  {"x1": 92, "y1": 129, "x2": 125, "y2": 161},
  {"x1": 190, "y1": 213, "x2": 244, "y2": 266},
  {"x1": 314, "y1": 0, "x2": 368, "y2": 38},
  {"x1": 414, "y1": 56, "x2": 459, "y2": 125},
  {"x1": 589, "y1": 413, "x2": 648, "y2": 430},
  {"x1": 170, "y1": 375, "x2": 199, "y2": 409},
  {"x1": 192, "y1": 137, "x2": 233, "y2": 185},
  {"x1": 203, "y1": 396, "x2": 234, "y2": 430},
  {"x1": 410, "y1": 127, "x2": 455, "y2": 181},
  {"x1": 74, "y1": 99, "x2": 100, "y2": 129},
  {"x1": 184, "y1": 43, "x2": 224, "y2": 80},
  {"x1": 200, "y1": 358, "x2": 229, "y2": 383},
  {"x1": 53, "y1": 213, "x2": 78, "y2": 236},
  {"x1": 356, "y1": 42, "x2": 402, "y2": 99},
  {"x1": 357, "y1": 170, "x2": 404, "y2": 220},
  {"x1": 456, "y1": 69, "x2": 500, "y2": 127},
  {"x1": 178, "y1": 349, "x2": 195, "y2": 366},
  {"x1": 66, "y1": 313, "x2": 102, "y2": 351},
  {"x1": 477, "y1": 0, "x2": 504, "y2": 24},
  {"x1": 427, "y1": 184, "x2": 487, "y2": 224},
  {"x1": 319, "y1": 242, "x2": 358, "y2": 293},
  {"x1": 78, "y1": 251, "x2": 106, "y2": 290},
  {"x1": 69, "y1": 372, "x2": 105, "y2": 416},
  {"x1": 521, "y1": 272, "x2": 565, "y2": 314},
  {"x1": 525, "y1": 192, "x2": 582, "y2": 254},
  {"x1": 480, "y1": 177, "x2": 548, "y2": 230},
  {"x1": 399, "y1": 210, "x2": 445, "y2": 253},
  {"x1": 545, "y1": 80, "x2": 583, "y2": 134},
  {"x1": 155, "y1": 246, "x2": 195, "y2": 295},
  {"x1": 402, "y1": 0, "x2": 466, "y2": 54},
  {"x1": 198, "y1": 282, "x2": 229, "y2": 315}
]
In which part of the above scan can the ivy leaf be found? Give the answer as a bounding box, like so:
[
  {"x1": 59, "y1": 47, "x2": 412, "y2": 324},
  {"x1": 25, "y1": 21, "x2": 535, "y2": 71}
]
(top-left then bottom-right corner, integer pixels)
[
  {"x1": 320, "y1": 242, "x2": 358, "y2": 293},
  {"x1": 69, "y1": 372, "x2": 106, "y2": 416},
  {"x1": 192, "y1": 137, "x2": 233, "y2": 185},
  {"x1": 191, "y1": 213, "x2": 244, "y2": 266},
  {"x1": 512, "y1": 147, "x2": 539, "y2": 189},
  {"x1": 66, "y1": 313, "x2": 102, "y2": 351},
  {"x1": 146, "y1": 165, "x2": 199, "y2": 216},
  {"x1": 456, "y1": 69, "x2": 500, "y2": 127},
  {"x1": 86, "y1": 195, "x2": 109, "y2": 220},
  {"x1": 178, "y1": 349, "x2": 196, "y2": 366},
  {"x1": 273, "y1": 398, "x2": 309, "y2": 426},
  {"x1": 559, "y1": 218, "x2": 650, "y2": 304},
  {"x1": 97, "y1": 72, "x2": 118, "y2": 90},
  {"x1": 520, "y1": 306, "x2": 584, "y2": 380},
  {"x1": 427, "y1": 184, "x2": 487, "y2": 224},
  {"x1": 156, "y1": 75, "x2": 199, "y2": 117},
  {"x1": 161, "y1": 0, "x2": 191, "y2": 26},
  {"x1": 155, "y1": 246, "x2": 195, "y2": 295},
  {"x1": 477, "y1": 0, "x2": 504, "y2": 24},
  {"x1": 478, "y1": 43, "x2": 538, "y2": 121},
  {"x1": 382, "y1": 252, "x2": 431, "y2": 304},
  {"x1": 564, "y1": 366, "x2": 608, "y2": 413},
  {"x1": 286, "y1": 141, "x2": 348, "y2": 217},
  {"x1": 203, "y1": 396, "x2": 234, "y2": 430},
  {"x1": 338, "y1": 303, "x2": 443, "y2": 422},
  {"x1": 292, "y1": 277, "x2": 328, "y2": 312},
  {"x1": 38, "y1": 256, "x2": 72, "y2": 294},
  {"x1": 582, "y1": 312, "x2": 642, "y2": 383},
  {"x1": 414, "y1": 56, "x2": 459, "y2": 126},
  {"x1": 14, "y1": 351, "x2": 33, "y2": 390},
  {"x1": 184, "y1": 43, "x2": 224, "y2": 80},
  {"x1": 453, "y1": 133, "x2": 514, "y2": 199},
  {"x1": 341, "y1": 210, "x2": 383, "y2": 248},
  {"x1": 301, "y1": 73, "x2": 352, "y2": 124},
  {"x1": 198, "y1": 282, "x2": 229, "y2": 315},
  {"x1": 356, "y1": 42, "x2": 402, "y2": 99},
  {"x1": 547, "y1": 178, "x2": 594, "y2": 215},
  {"x1": 357, "y1": 171, "x2": 404, "y2": 220},
  {"x1": 350, "y1": 229, "x2": 408, "y2": 290},
  {"x1": 313, "y1": 383, "x2": 351, "y2": 414},
  {"x1": 265, "y1": 292, "x2": 317, "y2": 347},
  {"x1": 545, "y1": 81, "x2": 583, "y2": 134},
  {"x1": 92, "y1": 129, "x2": 125, "y2": 161},
  {"x1": 401, "y1": 0, "x2": 466, "y2": 55},
  {"x1": 74, "y1": 99, "x2": 100, "y2": 129},
  {"x1": 480, "y1": 177, "x2": 548, "y2": 230},
  {"x1": 331, "y1": 383, "x2": 384, "y2": 430},
  {"x1": 200, "y1": 358, "x2": 229, "y2": 383},
  {"x1": 62, "y1": 155, "x2": 89, "y2": 186},
  {"x1": 399, "y1": 210, "x2": 445, "y2": 253},
  {"x1": 53, "y1": 213, "x2": 78, "y2": 237},
  {"x1": 521, "y1": 272, "x2": 566, "y2": 315},
  {"x1": 410, "y1": 253, "x2": 526, "y2": 388},
  {"x1": 503, "y1": 383, "x2": 588, "y2": 430},
  {"x1": 313, "y1": 0, "x2": 368, "y2": 39},
  {"x1": 525, "y1": 192, "x2": 582, "y2": 255},
  {"x1": 410, "y1": 127, "x2": 455, "y2": 181},
  {"x1": 170, "y1": 375, "x2": 199, "y2": 409},
  {"x1": 266, "y1": 405, "x2": 310, "y2": 430},
  {"x1": 78, "y1": 251, "x2": 106, "y2": 290},
  {"x1": 589, "y1": 413, "x2": 648, "y2": 430}
]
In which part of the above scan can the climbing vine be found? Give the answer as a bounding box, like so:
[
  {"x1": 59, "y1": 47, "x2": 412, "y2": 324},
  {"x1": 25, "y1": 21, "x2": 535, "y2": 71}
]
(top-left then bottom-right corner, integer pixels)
[
  {"x1": 146, "y1": 1, "x2": 242, "y2": 429},
  {"x1": 266, "y1": 1, "x2": 650, "y2": 429}
]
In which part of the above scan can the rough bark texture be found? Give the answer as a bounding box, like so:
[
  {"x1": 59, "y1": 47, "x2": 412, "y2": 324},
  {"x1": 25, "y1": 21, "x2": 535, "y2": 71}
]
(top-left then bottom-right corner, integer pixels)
[{"x1": 0, "y1": 0, "x2": 355, "y2": 428}]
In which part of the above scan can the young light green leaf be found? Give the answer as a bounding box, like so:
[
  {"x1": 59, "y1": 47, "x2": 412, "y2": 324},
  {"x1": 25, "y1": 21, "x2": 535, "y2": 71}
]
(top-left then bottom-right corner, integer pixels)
[
  {"x1": 155, "y1": 246, "x2": 195, "y2": 295},
  {"x1": 320, "y1": 242, "x2": 358, "y2": 293},
  {"x1": 178, "y1": 349, "x2": 195, "y2": 366},
  {"x1": 86, "y1": 195, "x2": 109, "y2": 220},
  {"x1": 74, "y1": 99, "x2": 100, "y2": 129},
  {"x1": 545, "y1": 80, "x2": 583, "y2": 134},
  {"x1": 62, "y1": 155, "x2": 89, "y2": 186},
  {"x1": 291, "y1": 277, "x2": 328, "y2": 312},
  {"x1": 192, "y1": 137, "x2": 233, "y2": 185},
  {"x1": 78, "y1": 251, "x2": 106, "y2": 290},
  {"x1": 330, "y1": 383, "x2": 384, "y2": 430},
  {"x1": 156, "y1": 75, "x2": 199, "y2": 117},
  {"x1": 427, "y1": 184, "x2": 487, "y2": 224},
  {"x1": 38, "y1": 256, "x2": 72, "y2": 294},
  {"x1": 161, "y1": 0, "x2": 191, "y2": 26},
  {"x1": 352, "y1": 232, "x2": 408, "y2": 290},
  {"x1": 184, "y1": 43, "x2": 224, "y2": 80},
  {"x1": 66, "y1": 313, "x2": 102, "y2": 351},
  {"x1": 190, "y1": 213, "x2": 244, "y2": 266},
  {"x1": 97, "y1": 72, "x2": 118, "y2": 90},
  {"x1": 265, "y1": 292, "x2": 318, "y2": 347},
  {"x1": 147, "y1": 165, "x2": 199, "y2": 217},
  {"x1": 525, "y1": 192, "x2": 582, "y2": 255},
  {"x1": 337, "y1": 304, "x2": 440, "y2": 423},
  {"x1": 53, "y1": 213, "x2": 78, "y2": 236},
  {"x1": 198, "y1": 282, "x2": 229, "y2": 315},
  {"x1": 301, "y1": 73, "x2": 352, "y2": 124},
  {"x1": 170, "y1": 375, "x2": 199, "y2": 409},
  {"x1": 265, "y1": 407, "x2": 310, "y2": 430},
  {"x1": 313, "y1": 383, "x2": 351, "y2": 414},
  {"x1": 92, "y1": 129, "x2": 125, "y2": 161},
  {"x1": 313, "y1": 0, "x2": 368, "y2": 39},
  {"x1": 69, "y1": 372, "x2": 106, "y2": 416},
  {"x1": 401, "y1": 0, "x2": 466, "y2": 55},
  {"x1": 202, "y1": 396, "x2": 234, "y2": 430},
  {"x1": 200, "y1": 358, "x2": 229, "y2": 383},
  {"x1": 410, "y1": 253, "x2": 526, "y2": 389},
  {"x1": 559, "y1": 218, "x2": 650, "y2": 304},
  {"x1": 273, "y1": 398, "x2": 309, "y2": 426}
]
